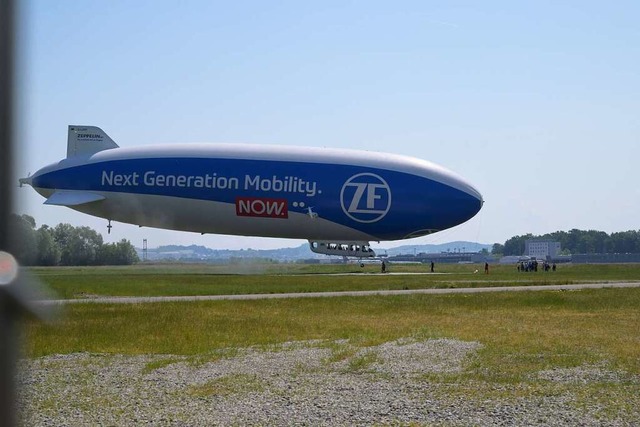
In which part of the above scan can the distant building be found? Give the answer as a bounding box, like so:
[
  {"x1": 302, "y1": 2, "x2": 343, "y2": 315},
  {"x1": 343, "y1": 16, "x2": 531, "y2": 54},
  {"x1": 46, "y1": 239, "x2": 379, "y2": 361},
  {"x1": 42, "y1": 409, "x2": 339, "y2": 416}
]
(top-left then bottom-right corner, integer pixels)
[
  {"x1": 524, "y1": 240, "x2": 561, "y2": 259},
  {"x1": 572, "y1": 253, "x2": 640, "y2": 264},
  {"x1": 499, "y1": 255, "x2": 529, "y2": 265},
  {"x1": 389, "y1": 251, "x2": 493, "y2": 264}
]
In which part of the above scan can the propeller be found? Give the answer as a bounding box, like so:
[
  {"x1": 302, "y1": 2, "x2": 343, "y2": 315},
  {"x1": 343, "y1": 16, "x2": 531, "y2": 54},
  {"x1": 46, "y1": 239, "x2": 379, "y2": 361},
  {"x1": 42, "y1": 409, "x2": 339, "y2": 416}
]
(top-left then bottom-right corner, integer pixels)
[{"x1": 18, "y1": 172, "x2": 31, "y2": 188}]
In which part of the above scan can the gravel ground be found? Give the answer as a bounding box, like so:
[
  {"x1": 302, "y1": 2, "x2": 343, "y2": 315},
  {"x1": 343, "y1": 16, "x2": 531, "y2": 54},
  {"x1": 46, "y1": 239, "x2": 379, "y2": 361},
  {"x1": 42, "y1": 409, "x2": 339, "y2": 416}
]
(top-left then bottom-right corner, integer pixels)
[{"x1": 17, "y1": 338, "x2": 640, "y2": 426}]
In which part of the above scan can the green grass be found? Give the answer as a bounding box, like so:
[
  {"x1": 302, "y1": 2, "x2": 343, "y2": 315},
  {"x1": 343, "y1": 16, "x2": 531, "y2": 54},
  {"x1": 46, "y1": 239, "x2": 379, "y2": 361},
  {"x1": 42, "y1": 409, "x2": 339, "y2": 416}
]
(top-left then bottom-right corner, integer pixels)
[
  {"x1": 345, "y1": 350, "x2": 382, "y2": 373},
  {"x1": 25, "y1": 288, "x2": 640, "y2": 379},
  {"x1": 22, "y1": 267, "x2": 640, "y2": 421},
  {"x1": 187, "y1": 374, "x2": 266, "y2": 397},
  {"x1": 29, "y1": 263, "x2": 640, "y2": 299},
  {"x1": 141, "y1": 357, "x2": 184, "y2": 374}
]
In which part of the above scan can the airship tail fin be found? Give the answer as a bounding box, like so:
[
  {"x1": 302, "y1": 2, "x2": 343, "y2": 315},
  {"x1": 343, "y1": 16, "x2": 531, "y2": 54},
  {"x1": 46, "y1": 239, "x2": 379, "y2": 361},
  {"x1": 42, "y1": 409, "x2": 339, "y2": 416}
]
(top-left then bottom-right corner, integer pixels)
[{"x1": 67, "y1": 125, "x2": 119, "y2": 158}]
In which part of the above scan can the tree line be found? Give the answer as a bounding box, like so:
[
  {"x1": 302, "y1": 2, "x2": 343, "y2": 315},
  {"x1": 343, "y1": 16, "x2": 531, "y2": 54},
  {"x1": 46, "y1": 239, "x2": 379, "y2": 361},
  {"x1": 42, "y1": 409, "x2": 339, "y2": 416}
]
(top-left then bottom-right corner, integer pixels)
[
  {"x1": 9, "y1": 214, "x2": 139, "y2": 266},
  {"x1": 492, "y1": 229, "x2": 640, "y2": 256}
]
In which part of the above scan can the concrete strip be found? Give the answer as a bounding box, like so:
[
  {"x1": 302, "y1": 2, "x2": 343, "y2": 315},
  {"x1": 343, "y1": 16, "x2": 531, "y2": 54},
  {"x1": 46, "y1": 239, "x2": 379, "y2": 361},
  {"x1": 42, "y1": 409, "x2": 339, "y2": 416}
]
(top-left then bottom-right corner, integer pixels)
[{"x1": 34, "y1": 282, "x2": 640, "y2": 305}]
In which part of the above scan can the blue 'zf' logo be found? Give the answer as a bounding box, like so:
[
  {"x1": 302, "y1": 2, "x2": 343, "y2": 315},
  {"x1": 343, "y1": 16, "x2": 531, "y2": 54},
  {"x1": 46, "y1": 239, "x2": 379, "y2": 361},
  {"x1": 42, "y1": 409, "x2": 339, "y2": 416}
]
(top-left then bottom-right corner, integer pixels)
[{"x1": 340, "y1": 173, "x2": 391, "y2": 223}]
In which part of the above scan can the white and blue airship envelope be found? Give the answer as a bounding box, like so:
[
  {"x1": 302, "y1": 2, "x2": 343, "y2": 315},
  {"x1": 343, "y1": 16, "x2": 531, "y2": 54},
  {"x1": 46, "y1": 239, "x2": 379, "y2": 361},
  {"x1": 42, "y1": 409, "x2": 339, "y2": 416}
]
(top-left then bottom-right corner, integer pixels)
[{"x1": 21, "y1": 126, "x2": 483, "y2": 257}]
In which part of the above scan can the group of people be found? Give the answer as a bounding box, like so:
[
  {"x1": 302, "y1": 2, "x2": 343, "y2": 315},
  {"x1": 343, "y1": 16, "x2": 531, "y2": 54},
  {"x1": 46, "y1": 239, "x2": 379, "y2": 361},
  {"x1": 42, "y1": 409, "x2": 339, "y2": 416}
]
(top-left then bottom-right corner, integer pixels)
[
  {"x1": 517, "y1": 260, "x2": 556, "y2": 272},
  {"x1": 377, "y1": 260, "x2": 561, "y2": 274}
]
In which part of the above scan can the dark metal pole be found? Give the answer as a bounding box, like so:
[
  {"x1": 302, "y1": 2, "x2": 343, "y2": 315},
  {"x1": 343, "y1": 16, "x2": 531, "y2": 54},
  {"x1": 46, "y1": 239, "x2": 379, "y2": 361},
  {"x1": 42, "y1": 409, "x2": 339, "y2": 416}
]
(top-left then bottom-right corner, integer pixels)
[
  {"x1": 0, "y1": 0, "x2": 14, "y2": 246},
  {"x1": 0, "y1": 0, "x2": 18, "y2": 425},
  {"x1": 0, "y1": 2, "x2": 55, "y2": 423},
  {"x1": 1, "y1": 2, "x2": 56, "y2": 423}
]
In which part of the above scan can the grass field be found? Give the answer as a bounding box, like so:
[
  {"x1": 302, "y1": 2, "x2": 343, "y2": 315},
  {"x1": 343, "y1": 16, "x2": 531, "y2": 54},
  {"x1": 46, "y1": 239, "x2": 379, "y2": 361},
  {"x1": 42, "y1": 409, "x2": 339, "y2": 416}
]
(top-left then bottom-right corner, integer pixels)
[
  {"x1": 29, "y1": 262, "x2": 640, "y2": 299},
  {"x1": 26, "y1": 288, "x2": 640, "y2": 372},
  {"x1": 21, "y1": 263, "x2": 640, "y2": 421},
  {"x1": 25, "y1": 263, "x2": 640, "y2": 374}
]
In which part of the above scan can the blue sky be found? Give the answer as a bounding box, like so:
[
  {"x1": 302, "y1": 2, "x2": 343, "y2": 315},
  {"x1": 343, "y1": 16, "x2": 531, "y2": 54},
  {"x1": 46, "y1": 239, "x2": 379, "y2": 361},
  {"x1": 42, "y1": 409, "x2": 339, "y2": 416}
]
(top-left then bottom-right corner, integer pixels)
[{"x1": 14, "y1": 1, "x2": 640, "y2": 250}]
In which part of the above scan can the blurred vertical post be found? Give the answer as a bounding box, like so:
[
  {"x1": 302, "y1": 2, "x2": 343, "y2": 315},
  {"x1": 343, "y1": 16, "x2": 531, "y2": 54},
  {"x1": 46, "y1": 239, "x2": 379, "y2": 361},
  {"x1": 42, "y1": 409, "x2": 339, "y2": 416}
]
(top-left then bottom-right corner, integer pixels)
[
  {"x1": 0, "y1": 0, "x2": 18, "y2": 425},
  {"x1": 0, "y1": 0, "x2": 13, "y2": 241},
  {"x1": 0, "y1": 4, "x2": 55, "y2": 423}
]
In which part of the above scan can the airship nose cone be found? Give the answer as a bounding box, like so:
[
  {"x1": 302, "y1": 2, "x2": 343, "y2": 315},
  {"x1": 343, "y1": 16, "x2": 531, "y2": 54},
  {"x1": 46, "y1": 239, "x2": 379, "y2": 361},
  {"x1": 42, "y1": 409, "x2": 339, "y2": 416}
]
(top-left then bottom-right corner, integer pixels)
[
  {"x1": 462, "y1": 181, "x2": 484, "y2": 218},
  {"x1": 468, "y1": 184, "x2": 484, "y2": 213},
  {"x1": 443, "y1": 175, "x2": 483, "y2": 227},
  {"x1": 454, "y1": 175, "x2": 483, "y2": 206},
  {"x1": 469, "y1": 185, "x2": 484, "y2": 206}
]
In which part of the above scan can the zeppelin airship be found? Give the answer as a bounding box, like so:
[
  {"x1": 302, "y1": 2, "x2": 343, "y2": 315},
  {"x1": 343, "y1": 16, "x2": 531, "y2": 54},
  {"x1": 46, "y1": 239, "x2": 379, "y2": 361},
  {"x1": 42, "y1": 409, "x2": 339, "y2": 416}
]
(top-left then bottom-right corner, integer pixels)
[{"x1": 20, "y1": 126, "x2": 483, "y2": 258}]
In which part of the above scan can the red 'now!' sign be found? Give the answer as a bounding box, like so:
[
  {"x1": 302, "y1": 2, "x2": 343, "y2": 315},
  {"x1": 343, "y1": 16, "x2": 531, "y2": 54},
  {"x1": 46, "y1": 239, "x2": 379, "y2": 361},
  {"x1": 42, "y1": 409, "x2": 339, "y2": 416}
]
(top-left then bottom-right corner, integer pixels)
[{"x1": 235, "y1": 197, "x2": 288, "y2": 219}]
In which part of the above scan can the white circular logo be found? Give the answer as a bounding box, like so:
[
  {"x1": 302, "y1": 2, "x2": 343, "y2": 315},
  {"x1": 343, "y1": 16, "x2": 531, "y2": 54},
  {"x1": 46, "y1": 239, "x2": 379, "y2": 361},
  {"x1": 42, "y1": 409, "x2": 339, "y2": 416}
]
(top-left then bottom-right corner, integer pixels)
[{"x1": 340, "y1": 173, "x2": 391, "y2": 223}]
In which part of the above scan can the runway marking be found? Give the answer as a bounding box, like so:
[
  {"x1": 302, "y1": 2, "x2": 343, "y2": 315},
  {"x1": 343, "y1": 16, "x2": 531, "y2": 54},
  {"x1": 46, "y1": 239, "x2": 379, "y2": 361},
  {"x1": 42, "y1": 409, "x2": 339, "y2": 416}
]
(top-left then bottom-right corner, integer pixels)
[
  {"x1": 297, "y1": 272, "x2": 453, "y2": 276},
  {"x1": 35, "y1": 282, "x2": 640, "y2": 305}
]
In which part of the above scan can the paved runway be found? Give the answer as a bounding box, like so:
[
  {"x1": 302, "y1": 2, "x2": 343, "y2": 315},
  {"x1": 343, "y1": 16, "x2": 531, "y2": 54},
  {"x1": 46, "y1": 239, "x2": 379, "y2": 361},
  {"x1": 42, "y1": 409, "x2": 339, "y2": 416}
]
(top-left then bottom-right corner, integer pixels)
[{"x1": 36, "y1": 281, "x2": 640, "y2": 305}]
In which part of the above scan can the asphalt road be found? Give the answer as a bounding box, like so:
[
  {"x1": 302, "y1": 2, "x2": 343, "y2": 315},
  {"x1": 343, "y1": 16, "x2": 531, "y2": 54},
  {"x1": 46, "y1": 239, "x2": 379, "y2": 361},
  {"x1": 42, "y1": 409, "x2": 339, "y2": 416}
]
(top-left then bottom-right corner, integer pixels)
[{"x1": 36, "y1": 282, "x2": 640, "y2": 305}]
